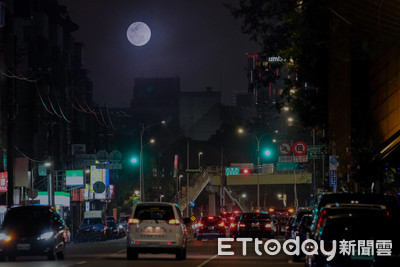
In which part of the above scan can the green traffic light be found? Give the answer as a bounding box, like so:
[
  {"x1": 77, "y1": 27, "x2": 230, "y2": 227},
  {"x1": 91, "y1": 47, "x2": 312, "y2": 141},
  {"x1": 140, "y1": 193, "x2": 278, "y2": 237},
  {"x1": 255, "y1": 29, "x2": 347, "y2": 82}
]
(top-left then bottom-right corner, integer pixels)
[
  {"x1": 264, "y1": 149, "x2": 272, "y2": 157},
  {"x1": 130, "y1": 157, "x2": 138, "y2": 164}
]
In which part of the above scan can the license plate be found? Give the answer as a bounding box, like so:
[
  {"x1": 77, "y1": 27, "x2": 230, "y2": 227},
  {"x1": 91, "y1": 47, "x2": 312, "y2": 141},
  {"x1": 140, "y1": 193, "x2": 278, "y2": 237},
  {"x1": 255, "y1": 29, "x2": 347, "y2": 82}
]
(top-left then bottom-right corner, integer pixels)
[
  {"x1": 251, "y1": 223, "x2": 259, "y2": 227},
  {"x1": 17, "y1": 244, "x2": 30, "y2": 251},
  {"x1": 144, "y1": 227, "x2": 165, "y2": 233},
  {"x1": 147, "y1": 242, "x2": 160, "y2": 246},
  {"x1": 208, "y1": 226, "x2": 214, "y2": 230}
]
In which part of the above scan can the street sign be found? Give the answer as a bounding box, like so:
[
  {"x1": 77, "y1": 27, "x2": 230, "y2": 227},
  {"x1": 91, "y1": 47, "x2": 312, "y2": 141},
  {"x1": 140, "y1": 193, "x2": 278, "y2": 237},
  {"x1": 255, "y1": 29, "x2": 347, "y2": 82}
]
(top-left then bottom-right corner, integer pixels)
[
  {"x1": 93, "y1": 181, "x2": 106, "y2": 194},
  {"x1": 276, "y1": 162, "x2": 299, "y2": 171},
  {"x1": 225, "y1": 167, "x2": 240, "y2": 175},
  {"x1": 293, "y1": 141, "x2": 307, "y2": 156},
  {"x1": 308, "y1": 145, "x2": 322, "y2": 159},
  {"x1": 329, "y1": 156, "x2": 339, "y2": 170},
  {"x1": 293, "y1": 155, "x2": 308, "y2": 162},
  {"x1": 329, "y1": 170, "x2": 337, "y2": 186},
  {"x1": 278, "y1": 156, "x2": 293, "y2": 162},
  {"x1": 191, "y1": 216, "x2": 196, "y2": 222},
  {"x1": 190, "y1": 201, "x2": 195, "y2": 207},
  {"x1": 95, "y1": 163, "x2": 122, "y2": 170},
  {"x1": 278, "y1": 141, "x2": 292, "y2": 156}
]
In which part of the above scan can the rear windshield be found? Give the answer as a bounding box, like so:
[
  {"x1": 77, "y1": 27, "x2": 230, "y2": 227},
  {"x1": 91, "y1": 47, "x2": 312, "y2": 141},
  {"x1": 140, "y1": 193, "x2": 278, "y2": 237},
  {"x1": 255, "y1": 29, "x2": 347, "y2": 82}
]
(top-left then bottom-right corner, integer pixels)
[
  {"x1": 134, "y1": 205, "x2": 174, "y2": 221},
  {"x1": 82, "y1": 218, "x2": 103, "y2": 226},
  {"x1": 322, "y1": 214, "x2": 393, "y2": 240},
  {"x1": 242, "y1": 213, "x2": 270, "y2": 220}
]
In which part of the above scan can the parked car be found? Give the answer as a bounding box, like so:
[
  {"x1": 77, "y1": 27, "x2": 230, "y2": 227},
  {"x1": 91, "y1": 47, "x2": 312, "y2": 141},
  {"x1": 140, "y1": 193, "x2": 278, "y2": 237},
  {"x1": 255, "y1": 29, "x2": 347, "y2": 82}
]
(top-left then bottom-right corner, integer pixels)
[
  {"x1": 126, "y1": 202, "x2": 189, "y2": 260},
  {"x1": 195, "y1": 216, "x2": 226, "y2": 240},
  {"x1": 0, "y1": 206, "x2": 66, "y2": 261},
  {"x1": 236, "y1": 212, "x2": 276, "y2": 238},
  {"x1": 79, "y1": 210, "x2": 106, "y2": 241}
]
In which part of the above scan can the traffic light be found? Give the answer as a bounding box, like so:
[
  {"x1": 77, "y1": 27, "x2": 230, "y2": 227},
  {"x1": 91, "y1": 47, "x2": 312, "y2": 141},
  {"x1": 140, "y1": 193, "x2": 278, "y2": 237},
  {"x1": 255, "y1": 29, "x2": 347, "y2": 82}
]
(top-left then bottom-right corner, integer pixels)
[
  {"x1": 130, "y1": 157, "x2": 138, "y2": 164},
  {"x1": 240, "y1": 168, "x2": 253, "y2": 175},
  {"x1": 263, "y1": 148, "x2": 273, "y2": 157}
]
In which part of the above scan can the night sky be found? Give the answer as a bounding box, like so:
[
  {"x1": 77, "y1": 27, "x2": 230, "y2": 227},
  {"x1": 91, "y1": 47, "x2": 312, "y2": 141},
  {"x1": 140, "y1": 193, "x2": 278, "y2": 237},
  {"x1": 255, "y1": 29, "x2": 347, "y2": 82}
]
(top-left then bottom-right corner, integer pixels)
[{"x1": 58, "y1": 0, "x2": 261, "y2": 107}]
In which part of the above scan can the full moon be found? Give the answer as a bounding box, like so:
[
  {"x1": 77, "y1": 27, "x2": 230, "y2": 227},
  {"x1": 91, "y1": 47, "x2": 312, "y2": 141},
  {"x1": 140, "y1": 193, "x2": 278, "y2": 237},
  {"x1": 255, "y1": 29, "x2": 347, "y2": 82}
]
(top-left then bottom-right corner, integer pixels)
[{"x1": 127, "y1": 22, "x2": 151, "y2": 46}]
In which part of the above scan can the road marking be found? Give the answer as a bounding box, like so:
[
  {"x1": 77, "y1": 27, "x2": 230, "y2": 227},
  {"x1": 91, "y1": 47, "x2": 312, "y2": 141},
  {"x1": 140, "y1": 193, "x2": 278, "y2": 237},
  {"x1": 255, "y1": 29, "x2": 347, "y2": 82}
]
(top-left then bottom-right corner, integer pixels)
[
  {"x1": 197, "y1": 254, "x2": 218, "y2": 267},
  {"x1": 77, "y1": 261, "x2": 87, "y2": 265},
  {"x1": 113, "y1": 248, "x2": 126, "y2": 255}
]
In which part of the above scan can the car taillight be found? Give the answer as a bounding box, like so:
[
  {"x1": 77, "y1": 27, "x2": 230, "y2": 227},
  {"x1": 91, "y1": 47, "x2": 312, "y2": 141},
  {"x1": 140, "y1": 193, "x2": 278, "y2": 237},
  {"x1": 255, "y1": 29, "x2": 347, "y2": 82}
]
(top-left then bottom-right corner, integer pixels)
[
  {"x1": 265, "y1": 223, "x2": 272, "y2": 229},
  {"x1": 128, "y1": 218, "x2": 139, "y2": 225},
  {"x1": 239, "y1": 223, "x2": 246, "y2": 227},
  {"x1": 208, "y1": 216, "x2": 214, "y2": 220},
  {"x1": 168, "y1": 219, "x2": 180, "y2": 225},
  {"x1": 230, "y1": 223, "x2": 237, "y2": 227},
  {"x1": 229, "y1": 217, "x2": 234, "y2": 221},
  {"x1": 218, "y1": 222, "x2": 225, "y2": 227},
  {"x1": 198, "y1": 222, "x2": 204, "y2": 227}
]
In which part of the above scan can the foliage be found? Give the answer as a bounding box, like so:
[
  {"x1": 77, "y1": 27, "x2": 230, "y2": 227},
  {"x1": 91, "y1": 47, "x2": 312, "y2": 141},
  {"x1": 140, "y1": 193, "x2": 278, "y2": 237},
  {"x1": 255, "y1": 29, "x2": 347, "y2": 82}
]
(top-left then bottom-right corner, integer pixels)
[{"x1": 225, "y1": 0, "x2": 330, "y2": 131}]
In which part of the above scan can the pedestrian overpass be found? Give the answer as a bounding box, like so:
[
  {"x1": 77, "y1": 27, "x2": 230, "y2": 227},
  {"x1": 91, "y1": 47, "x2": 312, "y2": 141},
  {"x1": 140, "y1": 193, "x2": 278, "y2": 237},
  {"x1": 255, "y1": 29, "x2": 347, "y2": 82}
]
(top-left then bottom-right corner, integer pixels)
[{"x1": 171, "y1": 166, "x2": 312, "y2": 216}]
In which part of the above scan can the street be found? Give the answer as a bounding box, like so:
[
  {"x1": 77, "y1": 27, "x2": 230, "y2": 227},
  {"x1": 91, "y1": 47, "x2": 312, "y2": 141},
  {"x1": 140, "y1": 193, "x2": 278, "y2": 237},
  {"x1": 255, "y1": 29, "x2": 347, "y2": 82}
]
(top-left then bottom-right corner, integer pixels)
[{"x1": 3, "y1": 237, "x2": 303, "y2": 267}]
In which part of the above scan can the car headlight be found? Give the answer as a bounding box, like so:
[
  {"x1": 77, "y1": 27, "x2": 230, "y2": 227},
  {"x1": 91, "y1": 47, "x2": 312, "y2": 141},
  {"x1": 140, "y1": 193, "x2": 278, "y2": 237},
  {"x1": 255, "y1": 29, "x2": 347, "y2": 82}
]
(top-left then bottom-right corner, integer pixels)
[
  {"x1": 0, "y1": 233, "x2": 11, "y2": 242},
  {"x1": 119, "y1": 225, "x2": 124, "y2": 229},
  {"x1": 37, "y1": 231, "x2": 54, "y2": 240}
]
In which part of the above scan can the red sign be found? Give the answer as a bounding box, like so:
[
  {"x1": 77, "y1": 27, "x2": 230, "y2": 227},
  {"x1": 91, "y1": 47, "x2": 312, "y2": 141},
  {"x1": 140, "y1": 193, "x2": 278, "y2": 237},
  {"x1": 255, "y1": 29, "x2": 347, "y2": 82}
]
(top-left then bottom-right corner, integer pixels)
[
  {"x1": 278, "y1": 142, "x2": 292, "y2": 156},
  {"x1": 0, "y1": 172, "x2": 8, "y2": 192},
  {"x1": 293, "y1": 141, "x2": 308, "y2": 156}
]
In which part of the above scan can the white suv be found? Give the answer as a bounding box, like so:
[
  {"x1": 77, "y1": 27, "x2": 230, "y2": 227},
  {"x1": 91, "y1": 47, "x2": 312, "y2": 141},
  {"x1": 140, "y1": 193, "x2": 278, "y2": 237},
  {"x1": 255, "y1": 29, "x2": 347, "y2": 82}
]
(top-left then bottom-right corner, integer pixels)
[{"x1": 127, "y1": 202, "x2": 188, "y2": 260}]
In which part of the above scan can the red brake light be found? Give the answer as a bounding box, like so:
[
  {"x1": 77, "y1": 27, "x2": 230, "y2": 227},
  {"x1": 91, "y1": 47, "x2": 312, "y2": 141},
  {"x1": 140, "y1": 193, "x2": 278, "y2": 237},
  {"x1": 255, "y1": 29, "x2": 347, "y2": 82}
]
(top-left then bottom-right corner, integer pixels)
[
  {"x1": 198, "y1": 222, "x2": 204, "y2": 227},
  {"x1": 218, "y1": 222, "x2": 225, "y2": 227},
  {"x1": 223, "y1": 211, "x2": 227, "y2": 215},
  {"x1": 239, "y1": 223, "x2": 246, "y2": 227},
  {"x1": 230, "y1": 223, "x2": 237, "y2": 227},
  {"x1": 208, "y1": 216, "x2": 214, "y2": 220},
  {"x1": 128, "y1": 218, "x2": 139, "y2": 225},
  {"x1": 229, "y1": 217, "x2": 234, "y2": 221},
  {"x1": 256, "y1": 209, "x2": 260, "y2": 213},
  {"x1": 265, "y1": 223, "x2": 272, "y2": 229},
  {"x1": 268, "y1": 208, "x2": 274, "y2": 213},
  {"x1": 234, "y1": 211, "x2": 239, "y2": 214},
  {"x1": 168, "y1": 219, "x2": 180, "y2": 225}
]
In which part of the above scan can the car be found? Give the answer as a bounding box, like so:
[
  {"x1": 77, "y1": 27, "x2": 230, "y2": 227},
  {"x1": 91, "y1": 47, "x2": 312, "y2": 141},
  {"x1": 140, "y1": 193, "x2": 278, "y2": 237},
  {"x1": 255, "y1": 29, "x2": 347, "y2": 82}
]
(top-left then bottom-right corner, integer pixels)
[
  {"x1": 310, "y1": 193, "x2": 399, "y2": 236},
  {"x1": 306, "y1": 203, "x2": 399, "y2": 266},
  {"x1": 236, "y1": 212, "x2": 276, "y2": 238},
  {"x1": 0, "y1": 206, "x2": 66, "y2": 261},
  {"x1": 195, "y1": 216, "x2": 226, "y2": 240},
  {"x1": 292, "y1": 213, "x2": 313, "y2": 262},
  {"x1": 126, "y1": 202, "x2": 188, "y2": 260},
  {"x1": 289, "y1": 208, "x2": 312, "y2": 239},
  {"x1": 229, "y1": 216, "x2": 240, "y2": 238}
]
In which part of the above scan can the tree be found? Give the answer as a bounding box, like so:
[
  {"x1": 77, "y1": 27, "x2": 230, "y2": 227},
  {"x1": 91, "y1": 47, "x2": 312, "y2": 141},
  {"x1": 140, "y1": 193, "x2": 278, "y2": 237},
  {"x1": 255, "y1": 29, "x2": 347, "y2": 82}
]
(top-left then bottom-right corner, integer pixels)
[{"x1": 225, "y1": 0, "x2": 330, "y2": 131}]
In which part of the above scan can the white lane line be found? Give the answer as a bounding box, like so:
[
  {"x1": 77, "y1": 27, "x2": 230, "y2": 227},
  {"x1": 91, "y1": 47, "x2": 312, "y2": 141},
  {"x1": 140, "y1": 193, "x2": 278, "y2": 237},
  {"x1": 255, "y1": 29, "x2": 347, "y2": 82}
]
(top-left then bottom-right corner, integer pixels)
[
  {"x1": 197, "y1": 254, "x2": 218, "y2": 267},
  {"x1": 113, "y1": 248, "x2": 126, "y2": 255},
  {"x1": 77, "y1": 261, "x2": 87, "y2": 265}
]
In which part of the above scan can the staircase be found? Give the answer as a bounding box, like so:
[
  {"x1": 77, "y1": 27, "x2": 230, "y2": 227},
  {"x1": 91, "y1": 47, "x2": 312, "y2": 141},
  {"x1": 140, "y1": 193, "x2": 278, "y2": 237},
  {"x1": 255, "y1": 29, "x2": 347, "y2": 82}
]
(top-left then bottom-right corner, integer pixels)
[{"x1": 171, "y1": 167, "x2": 214, "y2": 212}]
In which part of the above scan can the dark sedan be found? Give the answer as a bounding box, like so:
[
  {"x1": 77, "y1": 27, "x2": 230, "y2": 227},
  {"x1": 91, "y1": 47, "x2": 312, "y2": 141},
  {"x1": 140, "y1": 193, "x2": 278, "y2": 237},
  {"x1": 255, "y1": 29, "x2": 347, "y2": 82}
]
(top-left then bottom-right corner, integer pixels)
[
  {"x1": 195, "y1": 216, "x2": 226, "y2": 240},
  {"x1": 236, "y1": 212, "x2": 275, "y2": 238},
  {"x1": 0, "y1": 206, "x2": 66, "y2": 261}
]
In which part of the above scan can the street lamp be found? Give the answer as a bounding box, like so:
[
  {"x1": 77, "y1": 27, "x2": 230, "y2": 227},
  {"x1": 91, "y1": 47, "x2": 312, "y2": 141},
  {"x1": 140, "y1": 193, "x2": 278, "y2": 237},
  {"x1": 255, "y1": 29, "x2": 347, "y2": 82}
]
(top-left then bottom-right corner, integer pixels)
[
  {"x1": 277, "y1": 193, "x2": 287, "y2": 208},
  {"x1": 238, "y1": 128, "x2": 269, "y2": 209},
  {"x1": 198, "y1": 152, "x2": 203, "y2": 168},
  {"x1": 239, "y1": 193, "x2": 247, "y2": 207},
  {"x1": 139, "y1": 120, "x2": 166, "y2": 201}
]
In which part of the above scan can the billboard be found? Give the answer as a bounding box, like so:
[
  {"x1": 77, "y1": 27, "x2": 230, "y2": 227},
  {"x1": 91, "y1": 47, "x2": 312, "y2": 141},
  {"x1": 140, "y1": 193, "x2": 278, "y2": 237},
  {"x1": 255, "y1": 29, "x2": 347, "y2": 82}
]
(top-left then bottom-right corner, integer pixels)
[
  {"x1": 90, "y1": 166, "x2": 109, "y2": 199},
  {"x1": 0, "y1": 172, "x2": 7, "y2": 192},
  {"x1": 66, "y1": 170, "x2": 84, "y2": 186},
  {"x1": 34, "y1": 191, "x2": 70, "y2": 207}
]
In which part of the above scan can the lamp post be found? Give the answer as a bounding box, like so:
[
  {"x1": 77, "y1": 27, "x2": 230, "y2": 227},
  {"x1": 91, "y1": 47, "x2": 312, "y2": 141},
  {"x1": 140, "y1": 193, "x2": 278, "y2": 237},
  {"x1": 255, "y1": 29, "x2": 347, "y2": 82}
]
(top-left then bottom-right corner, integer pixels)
[
  {"x1": 238, "y1": 128, "x2": 269, "y2": 209},
  {"x1": 239, "y1": 193, "x2": 247, "y2": 207},
  {"x1": 198, "y1": 152, "x2": 203, "y2": 169},
  {"x1": 139, "y1": 120, "x2": 165, "y2": 201}
]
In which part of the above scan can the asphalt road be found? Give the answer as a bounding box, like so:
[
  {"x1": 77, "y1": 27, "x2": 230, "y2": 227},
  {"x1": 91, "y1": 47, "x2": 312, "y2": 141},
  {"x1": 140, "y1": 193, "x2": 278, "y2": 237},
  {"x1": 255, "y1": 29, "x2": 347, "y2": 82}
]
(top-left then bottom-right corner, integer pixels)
[{"x1": 2, "y1": 236, "x2": 304, "y2": 267}]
